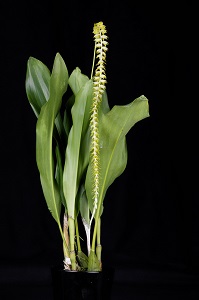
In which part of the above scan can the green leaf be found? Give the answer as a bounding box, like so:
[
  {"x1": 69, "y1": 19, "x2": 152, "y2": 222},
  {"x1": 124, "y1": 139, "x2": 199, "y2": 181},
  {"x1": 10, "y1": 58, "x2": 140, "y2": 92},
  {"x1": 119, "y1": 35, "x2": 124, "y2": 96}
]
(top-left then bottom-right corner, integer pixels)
[
  {"x1": 69, "y1": 67, "x2": 89, "y2": 96},
  {"x1": 25, "y1": 57, "x2": 50, "y2": 117},
  {"x1": 78, "y1": 185, "x2": 90, "y2": 225},
  {"x1": 100, "y1": 90, "x2": 110, "y2": 115},
  {"x1": 25, "y1": 55, "x2": 69, "y2": 154},
  {"x1": 36, "y1": 53, "x2": 68, "y2": 227},
  {"x1": 63, "y1": 79, "x2": 93, "y2": 218},
  {"x1": 55, "y1": 145, "x2": 66, "y2": 208},
  {"x1": 86, "y1": 95, "x2": 150, "y2": 215},
  {"x1": 69, "y1": 69, "x2": 93, "y2": 185}
]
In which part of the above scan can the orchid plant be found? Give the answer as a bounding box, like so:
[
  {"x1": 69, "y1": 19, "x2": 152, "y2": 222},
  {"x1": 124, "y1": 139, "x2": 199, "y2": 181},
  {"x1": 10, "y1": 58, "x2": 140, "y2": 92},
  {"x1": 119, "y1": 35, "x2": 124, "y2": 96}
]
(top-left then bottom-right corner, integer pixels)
[{"x1": 25, "y1": 22, "x2": 149, "y2": 272}]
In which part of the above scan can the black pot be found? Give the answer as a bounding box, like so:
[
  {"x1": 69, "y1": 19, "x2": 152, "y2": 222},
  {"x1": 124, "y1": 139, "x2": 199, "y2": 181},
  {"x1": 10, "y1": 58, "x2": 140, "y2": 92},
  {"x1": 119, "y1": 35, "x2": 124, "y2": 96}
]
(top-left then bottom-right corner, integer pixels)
[{"x1": 51, "y1": 265, "x2": 115, "y2": 300}]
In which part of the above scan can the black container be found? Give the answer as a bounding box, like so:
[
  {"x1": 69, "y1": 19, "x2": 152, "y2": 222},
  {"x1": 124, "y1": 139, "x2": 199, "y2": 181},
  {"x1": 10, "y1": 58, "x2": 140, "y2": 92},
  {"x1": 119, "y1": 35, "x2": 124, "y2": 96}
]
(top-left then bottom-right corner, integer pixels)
[{"x1": 51, "y1": 265, "x2": 115, "y2": 300}]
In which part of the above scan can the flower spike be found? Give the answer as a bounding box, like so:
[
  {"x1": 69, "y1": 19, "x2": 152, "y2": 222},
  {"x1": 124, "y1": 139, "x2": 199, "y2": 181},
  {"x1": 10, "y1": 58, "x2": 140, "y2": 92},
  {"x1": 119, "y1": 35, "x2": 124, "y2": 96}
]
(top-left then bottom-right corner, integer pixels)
[{"x1": 90, "y1": 22, "x2": 108, "y2": 224}]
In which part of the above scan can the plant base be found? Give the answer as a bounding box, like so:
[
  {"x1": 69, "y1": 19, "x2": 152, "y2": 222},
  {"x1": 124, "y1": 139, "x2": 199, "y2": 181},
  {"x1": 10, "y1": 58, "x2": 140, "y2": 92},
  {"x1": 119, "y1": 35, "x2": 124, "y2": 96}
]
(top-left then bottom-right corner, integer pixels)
[{"x1": 51, "y1": 264, "x2": 114, "y2": 300}]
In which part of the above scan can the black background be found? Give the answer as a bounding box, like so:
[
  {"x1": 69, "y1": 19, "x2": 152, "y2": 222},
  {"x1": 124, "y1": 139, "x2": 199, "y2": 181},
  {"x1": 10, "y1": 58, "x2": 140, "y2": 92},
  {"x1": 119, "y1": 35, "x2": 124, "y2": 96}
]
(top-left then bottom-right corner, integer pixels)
[{"x1": 1, "y1": 1, "x2": 198, "y2": 299}]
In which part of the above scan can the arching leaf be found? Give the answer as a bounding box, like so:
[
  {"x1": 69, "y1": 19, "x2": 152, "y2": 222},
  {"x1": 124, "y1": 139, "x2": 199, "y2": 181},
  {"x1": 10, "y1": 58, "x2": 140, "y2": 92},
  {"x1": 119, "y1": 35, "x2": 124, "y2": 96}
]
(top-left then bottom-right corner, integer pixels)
[
  {"x1": 25, "y1": 57, "x2": 50, "y2": 117},
  {"x1": 63, "y1": 79, "x2": 93, "y2": 218},
  {"x1": 36, "y1": 53, "x2": 68, "y2": 227},
  {"x1": 86, "y1": 95, "x2": 150, "y2": 216}
]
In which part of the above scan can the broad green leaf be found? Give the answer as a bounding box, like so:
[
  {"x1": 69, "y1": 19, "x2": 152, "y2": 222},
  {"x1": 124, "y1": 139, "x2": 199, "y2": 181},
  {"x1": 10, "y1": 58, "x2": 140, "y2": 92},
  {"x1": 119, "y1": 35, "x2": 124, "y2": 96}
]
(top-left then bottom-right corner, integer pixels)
[
  {"x1": 100, "y1": 90, "x2": 110, "y2": 115},
  {"x1": 54, "y1": 67, "x2": 89, "y2": 152},
  {"x1": 68, "y1": 68, "x2": 91, "y2": 148},
  {"x1": 63, "y1": 79, "x2": 93, "y2": 218},
  {"x1": 25, "y1": 55, "x2": 69, "y2": 152},
  {"x1": 78, "y1": 185, "x2": 90, "y2": 225},
  {"x1": 69, "y1": 67, "x2": 89, "y2": 96},
  {"x1": 25, "y1": 57, "x2": 50, "y2": 117},
  {"x1": 68, "y1": 68, "x2": 93, "y2": 186},
  {"x1": 86, "y1": 95, "x2": 150, "y2": 216},
  {"x1": 36, "y1": 53, "x2": 68, "y2": 227},
  {"x1": 77, "y1": 128, "x2": 91, "y2": 184},
  {"x1": 63, "y1": 94, "x2": 75, "y2": 137},
  {"x1": 55, "y1": 145, "x2": 66, "y2": 208}
]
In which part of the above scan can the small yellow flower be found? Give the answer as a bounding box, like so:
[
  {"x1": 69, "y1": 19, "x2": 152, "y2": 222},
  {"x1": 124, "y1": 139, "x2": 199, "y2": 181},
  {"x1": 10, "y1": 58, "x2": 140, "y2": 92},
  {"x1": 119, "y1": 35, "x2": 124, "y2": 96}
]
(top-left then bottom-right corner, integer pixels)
[{"x1": 93, "y1": 21, "x2": 107, "y2": 35}]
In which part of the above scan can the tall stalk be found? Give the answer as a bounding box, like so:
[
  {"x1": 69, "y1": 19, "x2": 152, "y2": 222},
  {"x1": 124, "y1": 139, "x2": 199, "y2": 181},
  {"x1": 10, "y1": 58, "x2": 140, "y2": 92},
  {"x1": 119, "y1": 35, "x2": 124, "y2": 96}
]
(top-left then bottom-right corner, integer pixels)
[{"x1": 89, "y1": 21, "x2": 108, "y2": 261}]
